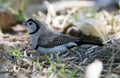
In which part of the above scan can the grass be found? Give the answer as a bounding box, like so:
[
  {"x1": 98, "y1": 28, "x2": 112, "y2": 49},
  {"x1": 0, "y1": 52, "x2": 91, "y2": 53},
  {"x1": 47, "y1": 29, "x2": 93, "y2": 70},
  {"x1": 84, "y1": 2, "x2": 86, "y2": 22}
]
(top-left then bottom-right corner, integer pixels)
[{"x1": 0, "y1": 1, "x2": 120, "y2": 78}]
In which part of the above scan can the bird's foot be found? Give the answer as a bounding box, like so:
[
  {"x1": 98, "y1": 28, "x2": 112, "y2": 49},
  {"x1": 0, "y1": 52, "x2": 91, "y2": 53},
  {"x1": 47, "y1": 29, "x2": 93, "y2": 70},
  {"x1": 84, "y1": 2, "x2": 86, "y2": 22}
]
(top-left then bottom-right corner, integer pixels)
[{"x1": 65, "y1": 42, "x2": 77, "y2": 49}]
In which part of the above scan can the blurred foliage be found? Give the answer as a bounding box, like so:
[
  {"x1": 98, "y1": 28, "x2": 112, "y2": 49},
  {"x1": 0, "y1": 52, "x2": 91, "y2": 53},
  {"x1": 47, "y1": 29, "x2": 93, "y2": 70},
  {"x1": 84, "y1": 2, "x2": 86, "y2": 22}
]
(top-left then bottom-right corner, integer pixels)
[
  {"x1": 111, "y1": 13, "x2": 115, "y2": 33},
  {"x1": 68, "y1": 69, "x2": 78, "y2": 78},
  {"x1": 0, "y1": 0, "x2": 30, "y2": 23},
  {"x1": 0, "y1": 0, "x2": 29, "y2": 7},
  {"x1": 0, "y1": 0, "x2": 10, "y2": 6},
  {"x1": 9, "y1": 47, "x2": 22, "y2": 56},
  {"x1": 35, "y1": 57, "x2": 42, "y2": 70},
  {"x1": 82, "y1": 7, "x2": 97, "y2": 18}
]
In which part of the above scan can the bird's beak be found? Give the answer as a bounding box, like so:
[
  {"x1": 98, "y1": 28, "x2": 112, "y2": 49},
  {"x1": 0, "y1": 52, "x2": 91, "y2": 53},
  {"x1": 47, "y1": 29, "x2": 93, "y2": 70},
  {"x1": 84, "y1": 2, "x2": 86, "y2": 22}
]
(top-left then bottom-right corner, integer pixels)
[{"x1": 23, "y1": 22, "x2": 27, "y2": 26}]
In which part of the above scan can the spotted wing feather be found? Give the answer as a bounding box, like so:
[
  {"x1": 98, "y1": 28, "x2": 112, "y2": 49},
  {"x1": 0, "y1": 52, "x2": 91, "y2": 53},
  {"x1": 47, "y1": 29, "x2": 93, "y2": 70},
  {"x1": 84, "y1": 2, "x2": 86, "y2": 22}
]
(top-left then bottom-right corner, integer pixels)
[{"x1": 38, "y1": 34, "x2": 80, "y2": 48}]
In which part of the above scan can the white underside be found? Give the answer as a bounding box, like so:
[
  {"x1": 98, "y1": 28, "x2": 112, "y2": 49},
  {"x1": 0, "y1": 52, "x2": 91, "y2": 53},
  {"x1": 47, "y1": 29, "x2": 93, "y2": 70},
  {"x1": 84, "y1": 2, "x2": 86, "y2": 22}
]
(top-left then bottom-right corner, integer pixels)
[{"x1": 36, "y1": 42, "x2": 77, "y2": 54}]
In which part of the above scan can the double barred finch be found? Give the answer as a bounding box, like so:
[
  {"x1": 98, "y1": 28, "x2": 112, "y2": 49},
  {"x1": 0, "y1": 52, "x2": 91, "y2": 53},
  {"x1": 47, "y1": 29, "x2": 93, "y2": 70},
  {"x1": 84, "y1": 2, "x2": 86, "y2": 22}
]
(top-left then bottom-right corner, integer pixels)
[{"x1": 24, "y1": 18, "x2": 103, "y2": 54}]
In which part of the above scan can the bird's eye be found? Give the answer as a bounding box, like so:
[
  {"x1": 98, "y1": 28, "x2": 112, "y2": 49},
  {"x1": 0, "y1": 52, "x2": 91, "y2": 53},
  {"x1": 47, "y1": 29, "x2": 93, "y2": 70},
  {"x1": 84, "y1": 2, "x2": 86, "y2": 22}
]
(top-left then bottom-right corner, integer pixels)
[{"x1": 29, "y1": 22, "x2": 33, "y2": 25}]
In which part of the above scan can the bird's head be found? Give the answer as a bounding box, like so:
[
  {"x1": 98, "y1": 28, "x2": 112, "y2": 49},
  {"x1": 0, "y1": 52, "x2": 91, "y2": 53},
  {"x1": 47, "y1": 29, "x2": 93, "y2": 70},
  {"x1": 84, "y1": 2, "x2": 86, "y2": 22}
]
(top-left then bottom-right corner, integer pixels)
[{"x1": 23, "y1": 18, "x2": 46, "y2": 35}]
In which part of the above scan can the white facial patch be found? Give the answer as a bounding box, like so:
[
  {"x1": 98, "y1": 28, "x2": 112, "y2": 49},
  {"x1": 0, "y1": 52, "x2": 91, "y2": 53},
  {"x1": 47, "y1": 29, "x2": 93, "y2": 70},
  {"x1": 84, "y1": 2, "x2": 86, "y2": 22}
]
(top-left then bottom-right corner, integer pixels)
[{"x1": 26, "y1": 21, "x2": 37, "y2": 33}]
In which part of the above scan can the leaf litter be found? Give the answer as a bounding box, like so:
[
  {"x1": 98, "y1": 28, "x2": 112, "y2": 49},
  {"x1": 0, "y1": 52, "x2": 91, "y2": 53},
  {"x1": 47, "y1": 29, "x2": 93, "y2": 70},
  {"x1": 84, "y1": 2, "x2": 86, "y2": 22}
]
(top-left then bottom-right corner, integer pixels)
[{"x1": 0, "y1": 1, "x2": 120, "y2": 78}]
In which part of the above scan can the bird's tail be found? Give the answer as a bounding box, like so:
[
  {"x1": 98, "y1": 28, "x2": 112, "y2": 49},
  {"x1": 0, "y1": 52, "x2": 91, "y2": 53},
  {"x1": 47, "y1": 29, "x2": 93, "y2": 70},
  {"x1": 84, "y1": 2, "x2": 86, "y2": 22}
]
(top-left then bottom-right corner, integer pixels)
[
  {"x1": 77, "y1": 35, "x2": 104, "y2": 46},
  {"x1": 78, "y1": 40, "x2": 103, "y2": 46}
]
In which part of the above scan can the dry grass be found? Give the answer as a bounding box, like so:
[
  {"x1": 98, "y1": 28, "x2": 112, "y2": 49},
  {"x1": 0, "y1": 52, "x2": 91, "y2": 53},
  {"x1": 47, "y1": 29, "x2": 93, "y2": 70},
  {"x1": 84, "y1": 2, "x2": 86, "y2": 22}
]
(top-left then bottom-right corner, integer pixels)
[{"x1": 0, "y1": 1, "x2": 120, "y2": 78}]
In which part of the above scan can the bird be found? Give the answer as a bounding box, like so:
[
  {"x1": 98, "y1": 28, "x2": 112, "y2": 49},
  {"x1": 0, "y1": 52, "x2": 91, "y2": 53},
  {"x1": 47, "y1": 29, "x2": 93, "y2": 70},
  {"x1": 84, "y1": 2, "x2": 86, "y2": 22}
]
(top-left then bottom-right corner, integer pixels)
[{"x1": 23, "y1": 18, "x2": 103, "y2": 54}]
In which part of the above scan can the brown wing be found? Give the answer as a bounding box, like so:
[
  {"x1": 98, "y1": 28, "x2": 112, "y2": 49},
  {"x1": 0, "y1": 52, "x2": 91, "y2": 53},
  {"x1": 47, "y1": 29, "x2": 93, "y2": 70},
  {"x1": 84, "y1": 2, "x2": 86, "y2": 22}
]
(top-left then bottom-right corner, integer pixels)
[{"x1": 38, "y1": 34, "x2": 80, "y2": 48}]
